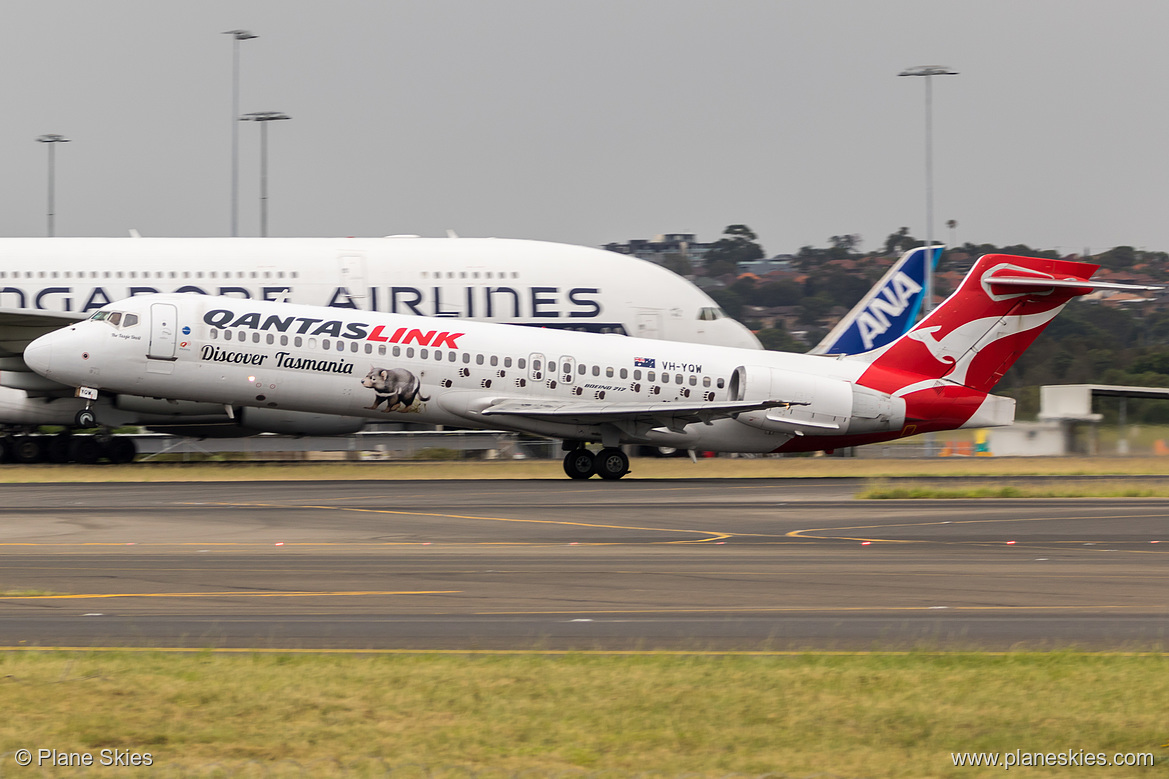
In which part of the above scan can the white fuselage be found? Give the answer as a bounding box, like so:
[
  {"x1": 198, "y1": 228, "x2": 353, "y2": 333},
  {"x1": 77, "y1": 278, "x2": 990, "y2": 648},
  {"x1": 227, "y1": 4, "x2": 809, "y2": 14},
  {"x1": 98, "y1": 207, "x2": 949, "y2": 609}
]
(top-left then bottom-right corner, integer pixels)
[{"x1": 26, "y1": 295, "x2": 908, "y2": 454}]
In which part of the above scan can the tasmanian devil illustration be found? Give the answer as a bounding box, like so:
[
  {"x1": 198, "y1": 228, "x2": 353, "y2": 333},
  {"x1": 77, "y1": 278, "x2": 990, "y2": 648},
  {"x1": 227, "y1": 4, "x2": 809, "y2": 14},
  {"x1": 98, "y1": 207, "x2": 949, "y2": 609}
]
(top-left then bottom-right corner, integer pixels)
[{"x1": 361, "y1": 367, "x2": 429, "y2": 412}]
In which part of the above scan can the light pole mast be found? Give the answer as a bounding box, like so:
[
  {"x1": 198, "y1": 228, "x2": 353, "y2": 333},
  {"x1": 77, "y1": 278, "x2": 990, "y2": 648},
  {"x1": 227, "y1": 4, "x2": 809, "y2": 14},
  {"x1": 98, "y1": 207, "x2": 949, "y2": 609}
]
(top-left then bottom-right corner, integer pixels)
[
  {"x1": 36, "y1": 134, "x2": 70, "y2": 237},
  {"x1": 898, "y1": 65, "x2": 957, "y2": 313},
  {"x1": 241, "y1": 112, "x2": 291, "y2": 237},
  {"x1": 224, "y1": 29, "x2": 257, "y2": 237}
]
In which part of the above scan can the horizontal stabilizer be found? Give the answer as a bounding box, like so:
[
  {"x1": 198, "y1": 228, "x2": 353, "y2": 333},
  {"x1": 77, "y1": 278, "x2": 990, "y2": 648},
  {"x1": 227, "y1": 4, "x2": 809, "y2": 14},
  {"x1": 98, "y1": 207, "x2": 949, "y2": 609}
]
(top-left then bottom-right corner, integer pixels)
[{"x1": 983, "y1": 275, "x2": 1161, "y2": 293}]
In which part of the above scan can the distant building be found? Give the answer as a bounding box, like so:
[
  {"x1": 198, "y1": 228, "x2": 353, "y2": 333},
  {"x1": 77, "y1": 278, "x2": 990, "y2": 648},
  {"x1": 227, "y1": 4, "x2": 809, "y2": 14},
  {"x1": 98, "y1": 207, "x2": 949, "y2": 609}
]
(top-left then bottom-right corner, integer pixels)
[
  {"x1": 737, "y1": 255, "x2": 795, "y2": 275},
  {"x1": 602, "y1": 233, "x2": 713, "y2": 266}
]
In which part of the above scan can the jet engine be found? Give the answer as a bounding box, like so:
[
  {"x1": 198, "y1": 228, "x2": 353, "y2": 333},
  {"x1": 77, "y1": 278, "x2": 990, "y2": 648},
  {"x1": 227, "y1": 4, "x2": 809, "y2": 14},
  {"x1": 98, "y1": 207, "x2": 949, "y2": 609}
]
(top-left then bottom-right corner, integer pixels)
[{"x1": 728, "y1": 365, "x2": 904, "y2": 436}]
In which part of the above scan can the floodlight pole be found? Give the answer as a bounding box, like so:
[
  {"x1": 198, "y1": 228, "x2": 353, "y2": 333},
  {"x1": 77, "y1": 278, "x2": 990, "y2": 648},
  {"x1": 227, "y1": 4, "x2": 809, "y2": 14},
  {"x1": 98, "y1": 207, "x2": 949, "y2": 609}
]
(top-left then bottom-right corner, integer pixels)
[
  {"x1": 36, "y1": 134, "x2": 70, "y2": 237},
  {"x1": 241, "y1": 112, "x2": 291, "y2": 237},
  {"x1": 224, "y1": 29, "x2": 257, "y2": 237},
  {"x1": 899, "y1": 65, "x2": 958, "y2": 313}
]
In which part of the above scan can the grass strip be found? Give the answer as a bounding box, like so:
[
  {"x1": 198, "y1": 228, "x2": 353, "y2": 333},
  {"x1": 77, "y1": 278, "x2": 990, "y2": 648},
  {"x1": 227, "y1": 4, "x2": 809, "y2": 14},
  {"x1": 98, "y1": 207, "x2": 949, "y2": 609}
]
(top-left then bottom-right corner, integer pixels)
[
  {"x1": 860, "y1": 479, "x2": 1169, "y2": 499},
  {"x1": 1, "y1": 650, "x2": 1166, "y2": 777}
]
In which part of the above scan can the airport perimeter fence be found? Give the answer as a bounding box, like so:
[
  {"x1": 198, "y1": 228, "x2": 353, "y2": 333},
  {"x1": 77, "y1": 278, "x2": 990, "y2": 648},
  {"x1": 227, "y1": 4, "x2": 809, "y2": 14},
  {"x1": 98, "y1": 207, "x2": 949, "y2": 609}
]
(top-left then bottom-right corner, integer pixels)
[{"x1": 0, "y1": 757, "x2": 859, "y2": 779}]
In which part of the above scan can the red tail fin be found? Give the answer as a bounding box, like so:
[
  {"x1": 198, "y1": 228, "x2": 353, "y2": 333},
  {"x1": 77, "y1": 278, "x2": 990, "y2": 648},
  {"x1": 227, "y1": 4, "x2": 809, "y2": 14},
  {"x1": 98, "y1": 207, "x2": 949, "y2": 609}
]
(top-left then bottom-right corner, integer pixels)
[{"x1": 852, "y1": 254, "x2": 1099, "y2": 393}]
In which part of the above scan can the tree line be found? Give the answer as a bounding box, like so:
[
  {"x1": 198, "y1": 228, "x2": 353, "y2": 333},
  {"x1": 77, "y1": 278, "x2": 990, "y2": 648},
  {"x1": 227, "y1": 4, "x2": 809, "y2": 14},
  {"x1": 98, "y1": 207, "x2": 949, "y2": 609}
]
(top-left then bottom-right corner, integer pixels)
[{"x1": 680, "y1": 225, "x2": 1169, "y2": 422}]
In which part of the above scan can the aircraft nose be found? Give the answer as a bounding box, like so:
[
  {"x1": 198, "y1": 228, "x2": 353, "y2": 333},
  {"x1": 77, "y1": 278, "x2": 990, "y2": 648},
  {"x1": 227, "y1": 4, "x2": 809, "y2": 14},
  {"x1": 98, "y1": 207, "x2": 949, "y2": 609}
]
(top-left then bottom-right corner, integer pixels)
[
  {"x1": 25, "y1": 326, "x2": 83, "y2": 381},
  {"x1": 23, "y1": 331, "x2": 56, "y2": 378}
]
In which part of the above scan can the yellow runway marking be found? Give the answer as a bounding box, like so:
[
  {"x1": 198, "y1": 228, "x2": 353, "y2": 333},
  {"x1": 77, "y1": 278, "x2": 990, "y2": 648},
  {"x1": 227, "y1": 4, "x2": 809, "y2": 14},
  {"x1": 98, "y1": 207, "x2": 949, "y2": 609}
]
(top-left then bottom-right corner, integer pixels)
[
  {"x1": 191, "y1": 501, "x2": 733, "y2": 544},
  {"x1": 243, "y1": 483, "x2": 775, "y2": 505},
  {"x1": 2, "y1": 590, "x2": 460, "y2": 600}
]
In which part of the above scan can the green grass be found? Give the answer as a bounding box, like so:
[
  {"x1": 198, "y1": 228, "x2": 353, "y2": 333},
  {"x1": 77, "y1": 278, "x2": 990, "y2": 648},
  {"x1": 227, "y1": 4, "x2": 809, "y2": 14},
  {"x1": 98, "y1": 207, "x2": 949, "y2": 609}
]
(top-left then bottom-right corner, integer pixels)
[
  {"x1": 860, "y1": 479, "x2": 1169, "y2": 499},
  {"x1": 0, "y1": 651, "x2": 1166, "y2": 777}
]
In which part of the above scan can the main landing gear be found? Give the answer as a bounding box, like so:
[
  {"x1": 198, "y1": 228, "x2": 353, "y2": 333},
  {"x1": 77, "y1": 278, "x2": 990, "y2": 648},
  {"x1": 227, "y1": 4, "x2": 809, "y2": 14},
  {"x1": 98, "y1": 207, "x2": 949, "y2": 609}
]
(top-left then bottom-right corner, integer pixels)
[{"x1": 562, "y1": 446, "x2": 630, "y2": 481}]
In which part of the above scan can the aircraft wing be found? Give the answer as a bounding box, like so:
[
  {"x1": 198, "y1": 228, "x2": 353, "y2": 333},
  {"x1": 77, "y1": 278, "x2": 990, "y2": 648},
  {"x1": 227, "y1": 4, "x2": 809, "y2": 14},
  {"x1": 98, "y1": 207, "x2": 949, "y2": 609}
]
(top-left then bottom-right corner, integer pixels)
[
  {"x1": 0, "y1": 308, "x2": 85, "y2": 359},
  {"x1": 480, "y1": 397, "x2": 794, "y2": 435}
]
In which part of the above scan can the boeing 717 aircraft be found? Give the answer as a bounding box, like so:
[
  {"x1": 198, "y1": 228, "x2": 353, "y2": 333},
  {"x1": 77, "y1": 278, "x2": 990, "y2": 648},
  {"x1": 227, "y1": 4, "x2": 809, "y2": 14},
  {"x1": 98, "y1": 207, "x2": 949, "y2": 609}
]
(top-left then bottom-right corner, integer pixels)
[{"x1": 25, "y1": 254, "x2": 1149, "y2": 478}]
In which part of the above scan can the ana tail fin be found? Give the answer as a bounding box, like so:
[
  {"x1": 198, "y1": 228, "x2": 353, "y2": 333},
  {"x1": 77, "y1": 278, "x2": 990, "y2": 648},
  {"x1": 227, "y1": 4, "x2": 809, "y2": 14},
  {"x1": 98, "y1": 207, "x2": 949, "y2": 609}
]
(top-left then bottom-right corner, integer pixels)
[
  {"x1": 811, "y1": 245, "x2": 939, "y2": 355},
  {"x1": 849, "y1": 254, "x2": 1145, "y2": 393}
]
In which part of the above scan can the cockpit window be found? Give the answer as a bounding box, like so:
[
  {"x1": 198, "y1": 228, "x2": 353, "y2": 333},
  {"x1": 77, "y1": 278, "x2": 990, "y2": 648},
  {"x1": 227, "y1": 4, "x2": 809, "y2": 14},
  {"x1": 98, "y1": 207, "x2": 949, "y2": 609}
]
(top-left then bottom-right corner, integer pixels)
[
  {"x1": 697, "y1": 306, "x2": 723, "y2": 321},
  {"x1": 88, "y1": 310, "x2": 139, "y2": 328}
]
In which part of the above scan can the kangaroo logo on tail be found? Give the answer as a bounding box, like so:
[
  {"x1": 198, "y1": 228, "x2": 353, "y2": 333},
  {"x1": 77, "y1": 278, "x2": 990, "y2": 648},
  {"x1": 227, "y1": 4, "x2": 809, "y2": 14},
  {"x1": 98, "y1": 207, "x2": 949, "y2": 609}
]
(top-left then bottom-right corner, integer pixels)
[{"x1": 851, "y1": 255, "x2": 1101, "y2": 394}]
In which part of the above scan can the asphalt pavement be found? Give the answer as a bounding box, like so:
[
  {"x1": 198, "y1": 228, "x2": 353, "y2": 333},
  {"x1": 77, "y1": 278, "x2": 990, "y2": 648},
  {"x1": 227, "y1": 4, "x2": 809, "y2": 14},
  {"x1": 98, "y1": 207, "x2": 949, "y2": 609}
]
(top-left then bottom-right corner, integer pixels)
[{"x1": 1, "y1": 479, "x2": 1165, "y2": 650}]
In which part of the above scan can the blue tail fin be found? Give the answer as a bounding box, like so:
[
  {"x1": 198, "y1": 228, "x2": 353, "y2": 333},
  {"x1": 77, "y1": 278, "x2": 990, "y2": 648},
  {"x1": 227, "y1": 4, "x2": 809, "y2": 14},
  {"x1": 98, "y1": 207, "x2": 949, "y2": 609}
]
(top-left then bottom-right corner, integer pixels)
[{"x1": 810, "y1": 245, "x2": 940, "y2": 355}]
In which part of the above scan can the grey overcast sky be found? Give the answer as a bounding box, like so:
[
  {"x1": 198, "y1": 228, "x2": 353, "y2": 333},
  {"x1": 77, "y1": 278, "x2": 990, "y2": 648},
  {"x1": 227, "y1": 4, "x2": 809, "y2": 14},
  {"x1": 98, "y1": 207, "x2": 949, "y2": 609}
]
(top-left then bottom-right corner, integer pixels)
[{"x1": 2, "y1": 1, "x2": 1166, "y2": 256}]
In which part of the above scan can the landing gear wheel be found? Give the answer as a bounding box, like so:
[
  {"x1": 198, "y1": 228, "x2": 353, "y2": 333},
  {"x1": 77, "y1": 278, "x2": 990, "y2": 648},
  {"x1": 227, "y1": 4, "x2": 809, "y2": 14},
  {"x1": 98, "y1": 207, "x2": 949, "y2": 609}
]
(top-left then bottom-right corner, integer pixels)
[
  {"x1": 105, "y1": 437, "x2": 137, "y2": 464},
  {"x1": 595, "y1": 447, "x2": 630, "y2": 481},
  {"x1": 68, "y1": 436, "x2": 102, "y2": 464},
  {"x1": 562, "y1": 448, "x2": 596, "y2": 480},
  {"x1": 75, "y1": 409, "x2": 97, "y2": 428},
  {"x1": 11, "y1": 436, "x2": 46, "y2": 464},
  {"x1": 0, "y1": 437, "x2": 12, "y2": 463}
]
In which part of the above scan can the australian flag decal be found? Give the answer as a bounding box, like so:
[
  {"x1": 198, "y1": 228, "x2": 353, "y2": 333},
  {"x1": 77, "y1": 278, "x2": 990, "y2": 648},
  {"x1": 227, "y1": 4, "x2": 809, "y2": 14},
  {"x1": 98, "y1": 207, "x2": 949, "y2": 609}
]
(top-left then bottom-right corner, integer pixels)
[{"x1": 634, "y1": 357, "x2": 655, "y2": 368}]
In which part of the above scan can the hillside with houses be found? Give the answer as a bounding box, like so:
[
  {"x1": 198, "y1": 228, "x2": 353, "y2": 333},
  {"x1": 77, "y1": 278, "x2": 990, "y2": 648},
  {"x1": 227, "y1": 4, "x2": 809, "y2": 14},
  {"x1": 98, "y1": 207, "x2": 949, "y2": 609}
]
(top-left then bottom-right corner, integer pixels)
[{"x1": 604, "y1": 227, "x2": 1169, "y2": 421}]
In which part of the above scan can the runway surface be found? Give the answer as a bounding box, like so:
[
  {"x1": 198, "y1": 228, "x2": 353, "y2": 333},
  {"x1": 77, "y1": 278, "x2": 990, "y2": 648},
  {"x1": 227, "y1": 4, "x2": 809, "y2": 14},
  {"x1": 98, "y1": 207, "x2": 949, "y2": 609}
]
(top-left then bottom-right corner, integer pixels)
[{"x1": 1, "y1": 478, "x2": 1167, "y2": 650}]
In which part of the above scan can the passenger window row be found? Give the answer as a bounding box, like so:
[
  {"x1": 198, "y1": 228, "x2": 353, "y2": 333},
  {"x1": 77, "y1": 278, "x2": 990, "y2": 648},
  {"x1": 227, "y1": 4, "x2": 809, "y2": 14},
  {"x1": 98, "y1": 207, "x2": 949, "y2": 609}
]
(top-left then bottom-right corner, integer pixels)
[
  {"x1": 205, "y1": 327, "x2": 727, "y2": 393},
  {"x1": 419, "y1": 271, "x2": 521, "y2": 280}
]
